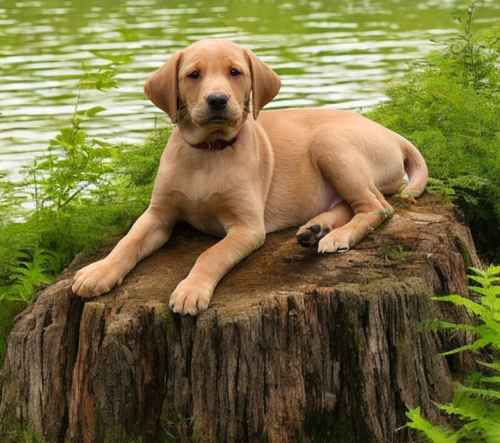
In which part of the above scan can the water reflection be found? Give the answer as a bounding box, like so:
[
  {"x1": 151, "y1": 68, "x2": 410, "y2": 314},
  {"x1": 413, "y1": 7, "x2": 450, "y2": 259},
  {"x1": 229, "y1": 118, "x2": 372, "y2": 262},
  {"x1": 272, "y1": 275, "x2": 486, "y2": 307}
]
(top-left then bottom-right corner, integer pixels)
[{"x1": 0, "y1": 0, "x2": 499, "y2": 172}]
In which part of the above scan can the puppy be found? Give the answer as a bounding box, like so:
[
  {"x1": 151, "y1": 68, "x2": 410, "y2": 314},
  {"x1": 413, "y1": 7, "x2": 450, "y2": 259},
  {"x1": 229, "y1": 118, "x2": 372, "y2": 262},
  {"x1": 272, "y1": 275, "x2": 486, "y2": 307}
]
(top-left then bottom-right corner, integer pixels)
[{"x1": 72, "y1": 39, "x2": 428, "y2": 315}]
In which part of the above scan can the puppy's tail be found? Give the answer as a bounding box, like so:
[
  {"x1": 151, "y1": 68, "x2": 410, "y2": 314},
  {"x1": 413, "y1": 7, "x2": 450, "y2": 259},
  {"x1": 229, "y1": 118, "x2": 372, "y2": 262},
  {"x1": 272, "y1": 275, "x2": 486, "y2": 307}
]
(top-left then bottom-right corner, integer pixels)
[{"x1": 400, "y1": 138, "x2": 428, "y2": 201}]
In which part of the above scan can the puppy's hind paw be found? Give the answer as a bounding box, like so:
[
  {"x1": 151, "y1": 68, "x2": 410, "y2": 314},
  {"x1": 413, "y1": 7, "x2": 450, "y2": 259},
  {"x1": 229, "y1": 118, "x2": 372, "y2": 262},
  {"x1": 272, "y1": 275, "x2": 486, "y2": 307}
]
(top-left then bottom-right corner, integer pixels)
[{"x1": 296, "y1": 224, "x2": 329, "y2": 248}]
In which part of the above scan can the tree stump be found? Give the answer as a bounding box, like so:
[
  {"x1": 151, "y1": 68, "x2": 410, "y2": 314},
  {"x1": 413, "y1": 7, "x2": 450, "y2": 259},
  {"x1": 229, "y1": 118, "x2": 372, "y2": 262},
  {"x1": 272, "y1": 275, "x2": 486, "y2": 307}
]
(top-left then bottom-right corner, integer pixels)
[{"x1": 0, "y1": 196, "x2": 480, "y2": 443}]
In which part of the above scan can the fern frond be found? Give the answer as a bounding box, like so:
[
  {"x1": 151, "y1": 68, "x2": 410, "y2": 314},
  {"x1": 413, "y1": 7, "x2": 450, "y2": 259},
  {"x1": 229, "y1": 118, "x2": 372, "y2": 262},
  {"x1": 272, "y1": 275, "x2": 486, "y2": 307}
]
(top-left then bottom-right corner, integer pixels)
[
  {"x1": 480, "y1": 375, "x2": 500, "y2": 385},
  {"x1": 439, "y1": 338, "x2": 491, "y2": 356},
  {"x1": 457, "y1": 385, "x2": 500, "y2": 400},
  {"x1": 478, "y1": 361, "x2": 500, "y2": 372},
  {"x1": 425, "y1": 319, "x2": 476, "y2": 332},
  {"x1": 411, "y1": 264, "x2": 500, "y2": 442},
  {"x1": 432, "y1": 294, "x2": 490, "y2": 317},
  {"x1": 406, "y1": 408, "x2": 459, "y2": 443}
]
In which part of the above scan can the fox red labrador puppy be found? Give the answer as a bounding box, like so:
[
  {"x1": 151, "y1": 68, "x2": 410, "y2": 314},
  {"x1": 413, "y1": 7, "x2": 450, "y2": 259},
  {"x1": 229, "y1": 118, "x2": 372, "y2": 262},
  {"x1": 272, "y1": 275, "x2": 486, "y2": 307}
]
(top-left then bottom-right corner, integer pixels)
[{"x1": 72, "y1": 39, "x2": 428, "y2": 315}]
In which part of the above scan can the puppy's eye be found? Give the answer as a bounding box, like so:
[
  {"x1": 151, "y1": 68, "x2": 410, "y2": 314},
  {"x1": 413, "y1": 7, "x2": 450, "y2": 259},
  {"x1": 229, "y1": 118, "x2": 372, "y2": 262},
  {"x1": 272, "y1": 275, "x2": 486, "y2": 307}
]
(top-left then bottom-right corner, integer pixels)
[
  {"x1": 187, "y1": 70, "x2": 200, "y2": 80},
  {"x1": 230, "y1": 68, "x2": 241, "y2": 77}
]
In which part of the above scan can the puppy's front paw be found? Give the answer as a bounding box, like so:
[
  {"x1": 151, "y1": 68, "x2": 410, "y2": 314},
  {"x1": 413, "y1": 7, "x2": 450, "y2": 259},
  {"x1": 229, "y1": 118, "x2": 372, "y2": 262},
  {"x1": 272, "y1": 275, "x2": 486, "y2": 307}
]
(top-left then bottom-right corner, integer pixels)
[
  {"x1": 72, "y1": 259, "x2": 124, "y2": 298},
  {"x1": 169, "y1": 279, "x2": 213, "y2": 316},
  {"x1": 317, "y1": 231, "x2": 351, "y2": 254}
]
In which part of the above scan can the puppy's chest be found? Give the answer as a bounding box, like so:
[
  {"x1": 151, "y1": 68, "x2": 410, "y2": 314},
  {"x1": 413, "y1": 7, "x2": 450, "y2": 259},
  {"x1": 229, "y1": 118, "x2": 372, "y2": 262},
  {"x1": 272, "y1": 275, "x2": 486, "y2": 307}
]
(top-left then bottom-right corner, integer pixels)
[
  {"x1": 182, "y1": 205, "x2": 226, "y2": 238},
  {"x1": 176, "y1": 167, "x2": 235, "y2": 204},
  {"x1": 171, "y1": 170, "x2": 239, "y2": 237}
]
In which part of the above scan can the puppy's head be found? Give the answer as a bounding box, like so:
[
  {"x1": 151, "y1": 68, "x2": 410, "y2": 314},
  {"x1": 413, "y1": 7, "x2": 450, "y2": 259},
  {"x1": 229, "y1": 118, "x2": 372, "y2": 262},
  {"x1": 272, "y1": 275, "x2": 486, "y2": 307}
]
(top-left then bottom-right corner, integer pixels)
[{"x1": 144, "y1": 39, "x2": 281, "y2": 143}]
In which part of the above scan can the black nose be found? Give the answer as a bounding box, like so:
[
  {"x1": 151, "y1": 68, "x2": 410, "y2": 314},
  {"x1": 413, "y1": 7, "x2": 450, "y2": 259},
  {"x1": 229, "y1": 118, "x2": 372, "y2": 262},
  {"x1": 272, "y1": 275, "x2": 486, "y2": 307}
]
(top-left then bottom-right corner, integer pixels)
[{"x1": 207, "y1": 93, "x2": 229, "y2": 111}]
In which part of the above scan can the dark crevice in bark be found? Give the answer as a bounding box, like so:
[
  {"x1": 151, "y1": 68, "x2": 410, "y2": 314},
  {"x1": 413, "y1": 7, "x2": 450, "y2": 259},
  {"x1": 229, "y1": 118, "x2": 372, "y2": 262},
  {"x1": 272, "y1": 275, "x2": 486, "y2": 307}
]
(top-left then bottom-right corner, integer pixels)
[{"x1": 58, "y1": 295, "x2": 84, "y2": 443}]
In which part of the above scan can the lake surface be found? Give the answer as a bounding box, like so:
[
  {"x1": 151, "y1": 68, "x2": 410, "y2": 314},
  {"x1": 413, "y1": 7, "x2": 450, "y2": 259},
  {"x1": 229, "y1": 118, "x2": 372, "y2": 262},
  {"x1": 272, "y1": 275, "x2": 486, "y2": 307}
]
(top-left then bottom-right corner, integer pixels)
[{"x1": 1, "y1": 0, "x2": 499, "y2": 173}]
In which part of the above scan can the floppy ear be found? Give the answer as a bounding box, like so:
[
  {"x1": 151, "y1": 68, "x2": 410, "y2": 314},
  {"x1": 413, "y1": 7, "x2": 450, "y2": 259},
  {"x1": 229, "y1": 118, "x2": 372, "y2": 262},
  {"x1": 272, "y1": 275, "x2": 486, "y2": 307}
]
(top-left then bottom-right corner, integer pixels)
[
  {"x1": 144, "y1": 51, "x2": 183, "y2": 123},
  {"x1": 245, "y1": 49, "x2": 281, "y2": 119}
]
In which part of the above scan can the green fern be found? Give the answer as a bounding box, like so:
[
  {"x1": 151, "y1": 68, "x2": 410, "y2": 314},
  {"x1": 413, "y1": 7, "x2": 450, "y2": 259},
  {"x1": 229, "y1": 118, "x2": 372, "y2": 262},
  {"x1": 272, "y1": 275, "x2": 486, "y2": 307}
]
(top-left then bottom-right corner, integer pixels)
[
  {"x1": 406, "y1": 265, "x2": 500, "y2": 443},
  {"x1": 406, "y1": 408, "x2": 459, "y2": 443},
  {"x1": 0, "y1": 248, "x2": 55, "y2": 304}
]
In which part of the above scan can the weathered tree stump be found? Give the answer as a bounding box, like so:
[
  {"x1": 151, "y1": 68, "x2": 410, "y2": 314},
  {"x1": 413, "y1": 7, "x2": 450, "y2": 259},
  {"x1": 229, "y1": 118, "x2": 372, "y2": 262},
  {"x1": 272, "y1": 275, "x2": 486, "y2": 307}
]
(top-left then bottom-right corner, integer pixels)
[{"x1": 0, "y1": 196, "x2": 480, "y2": 443}]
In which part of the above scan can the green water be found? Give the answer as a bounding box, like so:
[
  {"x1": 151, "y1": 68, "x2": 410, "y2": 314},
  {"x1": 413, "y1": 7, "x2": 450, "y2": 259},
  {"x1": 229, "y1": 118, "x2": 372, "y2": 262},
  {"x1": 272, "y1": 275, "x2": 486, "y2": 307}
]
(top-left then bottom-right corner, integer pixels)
[{"x1": 1, "y1": 0, "x2": 499, "y2": 172}]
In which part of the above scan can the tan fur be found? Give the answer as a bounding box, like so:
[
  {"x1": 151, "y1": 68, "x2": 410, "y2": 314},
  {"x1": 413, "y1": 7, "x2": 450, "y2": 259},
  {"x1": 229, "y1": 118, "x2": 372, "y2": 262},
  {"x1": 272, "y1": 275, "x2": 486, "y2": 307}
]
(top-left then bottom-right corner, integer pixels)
[{"x1": 72, "y1": 39, "x2": 428, "y2": 315}]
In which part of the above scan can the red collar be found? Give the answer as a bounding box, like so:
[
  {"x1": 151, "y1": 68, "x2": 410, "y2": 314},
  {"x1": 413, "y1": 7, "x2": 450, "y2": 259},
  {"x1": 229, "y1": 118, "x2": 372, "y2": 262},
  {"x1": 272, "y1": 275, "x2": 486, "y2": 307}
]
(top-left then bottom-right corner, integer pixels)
[{"x1": 188, "y1": 134, "x2": 238, "y2": 151}]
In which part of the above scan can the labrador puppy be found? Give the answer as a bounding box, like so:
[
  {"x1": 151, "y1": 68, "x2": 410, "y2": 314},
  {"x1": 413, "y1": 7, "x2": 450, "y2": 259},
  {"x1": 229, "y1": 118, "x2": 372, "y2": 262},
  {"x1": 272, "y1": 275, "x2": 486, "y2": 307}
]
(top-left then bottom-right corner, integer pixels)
[{"x1": 72, "y1": 39, "x2": 428, "y2": 315}]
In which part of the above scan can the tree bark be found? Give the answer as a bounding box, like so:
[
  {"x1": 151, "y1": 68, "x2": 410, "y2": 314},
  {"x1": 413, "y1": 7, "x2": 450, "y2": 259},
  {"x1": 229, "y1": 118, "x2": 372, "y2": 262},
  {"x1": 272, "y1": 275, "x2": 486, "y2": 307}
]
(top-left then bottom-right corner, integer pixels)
[{"x1": 0, "y1": 196, "x2": 480, "y2": 443}]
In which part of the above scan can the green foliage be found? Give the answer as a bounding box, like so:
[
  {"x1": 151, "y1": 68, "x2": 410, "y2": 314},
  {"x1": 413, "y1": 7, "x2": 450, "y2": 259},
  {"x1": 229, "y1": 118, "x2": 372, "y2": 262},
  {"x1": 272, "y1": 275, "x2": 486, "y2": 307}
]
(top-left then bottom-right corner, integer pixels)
[
  {"x1": 368, "y1": 1, "x2": 500, "y2": 260},
  {"x1": 407, "y1": 266, "x2": 500, "y2": 443},
  {"x1": 0, "y1": 52, "x2": 168, "y2": 363},
  {"x1": 0, "y1": 249, "x2": 55, "y2": 303},
  {"x1": 79, "y1": 51, "x2": 133, "y2": 91},
  {"x1": 407, "y1": 408, "x2": 458, "y2": 443},
  {"x1": 0, "y1": 425, "x2": 46, "y2": 443}
]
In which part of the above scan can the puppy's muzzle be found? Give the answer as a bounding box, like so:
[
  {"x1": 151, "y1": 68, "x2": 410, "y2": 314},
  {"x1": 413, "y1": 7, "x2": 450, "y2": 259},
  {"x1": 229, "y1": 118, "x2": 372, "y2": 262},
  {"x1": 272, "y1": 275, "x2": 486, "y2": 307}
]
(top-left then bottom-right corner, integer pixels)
[
  {"x1": 200, "y1": 93, "x2": 240, "y2": 127},
  {"x1": 207, "y1": 93, "x2": 229, "y2": 112}
]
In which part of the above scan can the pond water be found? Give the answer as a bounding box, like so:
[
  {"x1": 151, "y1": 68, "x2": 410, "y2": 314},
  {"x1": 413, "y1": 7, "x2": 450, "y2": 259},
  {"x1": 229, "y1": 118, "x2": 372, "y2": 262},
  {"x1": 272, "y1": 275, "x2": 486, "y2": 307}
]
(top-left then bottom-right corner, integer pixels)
[{"x1": 1, "y1": 0, "x2": 499, "y2": 173}]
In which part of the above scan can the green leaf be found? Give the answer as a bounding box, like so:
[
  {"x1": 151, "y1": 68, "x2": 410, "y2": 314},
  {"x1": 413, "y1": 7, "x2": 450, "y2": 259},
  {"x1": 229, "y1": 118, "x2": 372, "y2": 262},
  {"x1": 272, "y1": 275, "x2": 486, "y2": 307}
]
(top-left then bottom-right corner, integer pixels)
[
  {"x1": 480, "y1": 375, "x2": 500, "y2": 385},
  {"x1": 439, "y1": 338, "x2": 491, "y2": 356},
  {"x1": 406, "y1": 408, "x2": 459, "y2": 443},
  {"x1": 432, "y1": 294, "x2": 489, "y2": 317},
  {"x1": 77, "y1": 106, "x2": 106, "y2": 118},
  {"x1": 485, "y1": 266, "x2": 500, "y2": 277},
  {"x1": 458, "y1": 385, "x2": 500, "y2": 400},
  {"x1": 478, "y1": 361, "x2": 500, "y2": 372},
  {"x1": 469, "y1": 267, "x2": 487, "y2": 278},
  {"x1": 90, "y1": 50, "x2": 133, "y2": 64}
]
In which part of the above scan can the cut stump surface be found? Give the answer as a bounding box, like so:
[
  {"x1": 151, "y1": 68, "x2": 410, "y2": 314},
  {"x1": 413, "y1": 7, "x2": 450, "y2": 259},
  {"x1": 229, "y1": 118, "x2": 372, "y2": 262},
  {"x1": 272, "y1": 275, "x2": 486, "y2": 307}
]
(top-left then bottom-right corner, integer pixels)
[{"x1": 0, "y1": 196, "x2": 480, "y2": 442}]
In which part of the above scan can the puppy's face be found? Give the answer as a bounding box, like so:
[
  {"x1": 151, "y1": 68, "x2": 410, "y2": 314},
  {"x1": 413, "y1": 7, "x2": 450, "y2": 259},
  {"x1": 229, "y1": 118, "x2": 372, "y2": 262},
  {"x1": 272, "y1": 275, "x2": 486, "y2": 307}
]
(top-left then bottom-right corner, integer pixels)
[
  {"x1": 145, "y1": 39, "x2": 281, "y2": 144},
  {"x1": 178, "y1": 41, "x2": 250, "y2": 134}
]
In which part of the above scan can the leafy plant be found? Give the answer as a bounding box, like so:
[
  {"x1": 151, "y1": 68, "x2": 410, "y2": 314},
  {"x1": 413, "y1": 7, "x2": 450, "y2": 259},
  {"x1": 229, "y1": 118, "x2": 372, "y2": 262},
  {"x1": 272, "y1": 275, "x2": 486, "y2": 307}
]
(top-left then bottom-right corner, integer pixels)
[
  {"x1": 406, "y1": 265, "x2": 500, "y2": 442},
  {"x1": 0, "y1": 249, "x2": 55, "y2": 303}
]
